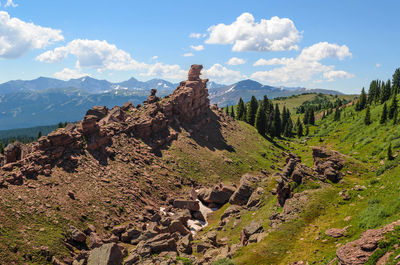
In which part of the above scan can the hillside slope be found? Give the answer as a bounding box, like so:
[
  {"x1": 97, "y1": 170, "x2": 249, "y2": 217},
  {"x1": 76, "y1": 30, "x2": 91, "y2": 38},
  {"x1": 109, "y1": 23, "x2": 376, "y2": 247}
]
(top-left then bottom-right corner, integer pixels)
[
  {"x1": 0, "y1": 65, "x2": 285, "y2": 264},
  {"x1": 224, "y1": 92, "x2": 400, "y2": 264},
  {"x1": 1, "y1": 65, "x2": 397, "y2": 265}
]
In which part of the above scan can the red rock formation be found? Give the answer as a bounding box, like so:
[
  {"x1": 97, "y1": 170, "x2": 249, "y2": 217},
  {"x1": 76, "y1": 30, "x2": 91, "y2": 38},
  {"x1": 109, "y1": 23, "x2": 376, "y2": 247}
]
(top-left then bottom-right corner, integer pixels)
[
  {"x1": 0, "y1": 64, "x2": 211, "y2": 184},
  {"x1": 336, "y1": 220, "x2": 400, "y2": 264},
  {"x1": 312, "y1": 147, "x2": 344, "y2": 183}
]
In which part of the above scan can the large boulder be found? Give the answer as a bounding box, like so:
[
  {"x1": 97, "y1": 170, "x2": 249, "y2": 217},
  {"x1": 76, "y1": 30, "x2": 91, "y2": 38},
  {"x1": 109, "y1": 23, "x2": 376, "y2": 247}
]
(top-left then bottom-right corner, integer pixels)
[
  {"x1": 229, "y1": 174, "x2": 259, "y2": 206},
  {"x1": 197, "y1": 185, "x2": 235, "y2": 205},
  {"x1": 146, "y1": 234, "x2": 177, "y2": 254},
  {"x1": 70, "y1": 227, "x2": 87, "y2": 243},
  {"x1": 313, "y1": 147, "x2": 344, "y2": 183},
  {"x1": 221, "y1": 205, "x2": 242, "y2": 220},
  {"x1": 101, "y1": 106, "x2": 127, "y2": 124},
  {"x1": 246, "y1": 187, "x2": 265, "y2": 208},
  {"x1": 169, "y1": 219, "x2": 190, "y2": 236},
  {"x1": 240, "y1": 221, "x2": 263, "y2": 246},
  {"x1": 86, "y1": 106, "x2": 109, "y2": 120},
  {"x1": 4, "y1": 141, "x2": 24, "y2": 164},
  {"x1": 87, "y1": 243, "x2": 125, "y2": 265},
  {"x1": 173, "y1": 199, "x2": 200, "y2": 211},
  {"x1": 81, "y1": 115, "x2": 99, "y2": 135}
]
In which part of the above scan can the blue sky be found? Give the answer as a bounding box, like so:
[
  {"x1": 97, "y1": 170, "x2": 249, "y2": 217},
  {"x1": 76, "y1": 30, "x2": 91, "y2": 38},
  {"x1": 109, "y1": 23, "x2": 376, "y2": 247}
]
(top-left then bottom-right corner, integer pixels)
[{"x1": 0, "y1": 0, "x2": 399, "y2": 93}]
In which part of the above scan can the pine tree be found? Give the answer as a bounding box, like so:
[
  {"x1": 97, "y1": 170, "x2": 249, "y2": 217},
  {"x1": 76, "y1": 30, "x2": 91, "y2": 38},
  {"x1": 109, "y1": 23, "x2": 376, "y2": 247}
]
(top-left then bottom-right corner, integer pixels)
[
  {"x1": 356, "y1": 88, "x2": 367, "y2": 111},
  {"x1": 303, "y1": 108, "x2": 309, "y2": 124},
  {"x1": 368, "y1": 80, "x2": 379, "y2": 104},
  {"x1": 224, "y1": 105, "x2": 229, "y2": 115},
  {"x1": 230, "y1": 106, "x2": 235, "y2": 118},
  {"x1": 309, "y1": 108, "x2": 315, "y2": 125},
  {"x1": 380, "y1": 103, "x2": 388, "y2": 124},
  {"x1": 393, "y1": 68, "x2": 400, "y2": 95},
  {"x1": 364, "y1": 106, "x2": 371, "y2": 125},
  {"x1": 394, "y1": 109, "x2": 398, "y2": 125},
  {"x1": 296, "y1": 117, "x2": 303, "y2": 137},
  {"x1": 272, "y1": 104, "x2": 282, "y2": 137},
  {"x1": 266, "y1": 103, "x2": 274, "y2": 136},
  {"x1": 388, "y1": 143, "x2": 394, "y2": 160},
  {"x1": 262, "y1": 95, "x2": 270, "y2": 114},
  {"x1": 334, "y1": 108, "x2": 341, "y2": 121},
  {"x1": 389, "y1": 95, "x2": 398, "y2": 119},
  {"x1": 380, "y1": 80, "x2": 391, "y2": 103},
  {"x1": 237, "y1": 98, "x2": 245, "y2": 120},
  {"x1": 283, "y1": 119, "x2": 293, "y2": 137},
  {"x1": 281, "y1": 107, "x2": 288, "y2": 130},
  {"x1": 255, "y1": 103, "x2": 267, "y2": 136},
  {"x1": 246, "y1": 96, "x2": 258, "y2": 126},
  {"x1": 37, "y1": 131, "x2": 42, "y2": 139},
  {"x1": 305, "y1": 125, "x2": 309, "y2": 136}
]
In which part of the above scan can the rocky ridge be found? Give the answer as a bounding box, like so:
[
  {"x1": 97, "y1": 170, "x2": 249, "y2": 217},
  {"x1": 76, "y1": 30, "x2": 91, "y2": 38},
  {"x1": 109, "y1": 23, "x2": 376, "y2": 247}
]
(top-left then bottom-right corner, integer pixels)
[{"x1": 0, "y1": 64, "x2": 210, "y2": 187}]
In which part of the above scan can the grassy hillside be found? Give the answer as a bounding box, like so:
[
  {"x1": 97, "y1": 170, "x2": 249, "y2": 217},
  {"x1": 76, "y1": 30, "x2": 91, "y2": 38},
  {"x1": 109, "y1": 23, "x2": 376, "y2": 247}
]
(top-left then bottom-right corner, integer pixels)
[
  {"x1": 216, "y1": 93, "x2": 400, "y2": 264},
  {"x1": 272, "y1": 93, "x2": 357, "y2": 114},
  {"x1": 161, "y1": 118, "x2": 285, "y2": 184}
]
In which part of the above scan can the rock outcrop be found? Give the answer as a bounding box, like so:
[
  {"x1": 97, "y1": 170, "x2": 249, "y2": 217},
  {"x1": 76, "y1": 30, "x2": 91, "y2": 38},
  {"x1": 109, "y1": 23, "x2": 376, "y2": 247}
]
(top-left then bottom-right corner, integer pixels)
[
  {"x1": 275, "y1": 153, "x2": 313, "y2": 206},
  {"x1": 87, "y1": 243, "x2": 125, "y2": 265},
  {"x1": 312, "y1": 147, "x2": 344, "y2": 183},
  {"x1": 197, "y1": 184, "x2": 235, "y2": 206},
  {"x1": 274, "y1": 148, "x2": 344, "y2": 207},
  {"x1": 336, "y1": 220, "x2": 400, "y2": 264},
  {"x1": 229, "y1": 174, "x2": 259, "y2": 206},
  {"x1": 0, "y1": 64, "x2": 211, "y2": 185}
]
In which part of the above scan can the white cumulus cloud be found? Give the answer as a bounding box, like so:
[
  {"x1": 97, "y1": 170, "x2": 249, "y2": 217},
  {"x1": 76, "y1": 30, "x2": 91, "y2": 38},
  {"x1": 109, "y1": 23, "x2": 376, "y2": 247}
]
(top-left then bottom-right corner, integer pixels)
[
  {"x1": 183, "y1": 52, "x2": 194, "y2": 57},
  {"x1": 141, "y1": 63, "x2": 186, "y2": 80},
  {"x1": 38, "y1": 38, "x2": 189, "y2": 81},
  {"x1": 323, "y1": 70, "x2": 354, "y2": 82},
  {"x1": 203, "y1": 63, "x2": 243, "y2": 84},
  {"x1": 227, "y1": 57, "x2": 246, "y2": 66},
  {"x1": 0, "y1": 11, "x2": 64, "y2": 59},
  {"x1": 36, "y1": 39, "x2": 147, "y2": 71},
  {"x1": 190, "y1": 45, "x2": 204, "y2": 51},
  {"x1": 298, "y1": 42, "x2": 351, "y2": 61},
  {"x1": 251, "y1": 42, "x2": 353, "y2": 84},
  {"x1": 54, "y1": 68, "x2": 90, "y2": 80},
  {"x1": 206, "y1": 12, "x2": 301, "y2": 52}
]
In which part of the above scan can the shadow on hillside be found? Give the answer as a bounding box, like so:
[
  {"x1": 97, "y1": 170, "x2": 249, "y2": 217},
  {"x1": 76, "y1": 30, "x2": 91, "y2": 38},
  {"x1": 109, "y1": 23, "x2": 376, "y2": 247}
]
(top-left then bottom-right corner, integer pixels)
[
  {"x1": 186, "y1": 109, "x2": 235, "y2": 152},
  {"x1": 87, "y1": 148, "x2": 109, "y2": 166},
  {"x1": 263, "y1": 135, "x2": 286, "y2": 150},
  {"x1": 153, "y1": 109, "x2": 235, "y2": 156}
]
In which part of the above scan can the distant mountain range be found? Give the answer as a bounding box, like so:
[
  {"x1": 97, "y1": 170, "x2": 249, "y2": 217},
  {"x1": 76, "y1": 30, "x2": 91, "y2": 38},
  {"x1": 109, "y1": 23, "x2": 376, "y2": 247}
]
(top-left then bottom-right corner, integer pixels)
[
  {"x1": 208, "y1": 79, "x2": 343, "y2": 106},
  {"x1": 0, "y1": 76, "x2": 177, "y2": 95},
  {"x1": 0, "y1": 76, "x2": 343, "y2": 130}
]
